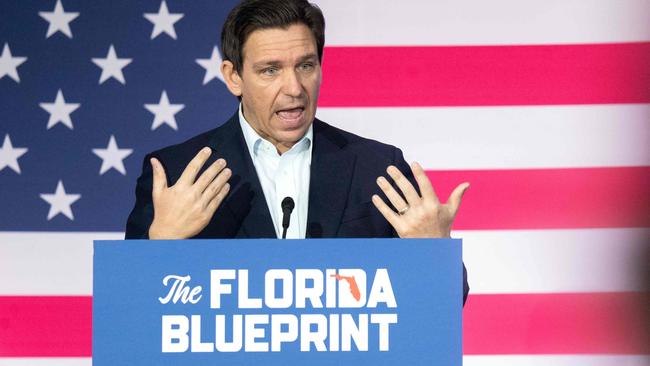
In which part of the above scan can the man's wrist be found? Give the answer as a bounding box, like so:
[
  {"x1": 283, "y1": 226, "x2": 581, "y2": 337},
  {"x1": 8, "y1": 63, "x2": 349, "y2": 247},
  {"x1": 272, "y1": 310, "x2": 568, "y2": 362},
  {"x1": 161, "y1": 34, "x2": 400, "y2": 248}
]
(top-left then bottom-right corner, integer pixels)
[{"x1": 148, "y1": 222, "x2": 179, "y2": 240}]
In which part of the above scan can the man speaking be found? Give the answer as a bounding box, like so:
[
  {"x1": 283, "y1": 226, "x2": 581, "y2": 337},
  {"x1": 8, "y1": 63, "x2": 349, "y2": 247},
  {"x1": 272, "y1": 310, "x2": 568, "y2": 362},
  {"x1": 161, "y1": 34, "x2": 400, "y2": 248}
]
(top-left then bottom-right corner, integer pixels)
[{"x1": 125, "y1": 0, "x2": 469, "y2": 302}]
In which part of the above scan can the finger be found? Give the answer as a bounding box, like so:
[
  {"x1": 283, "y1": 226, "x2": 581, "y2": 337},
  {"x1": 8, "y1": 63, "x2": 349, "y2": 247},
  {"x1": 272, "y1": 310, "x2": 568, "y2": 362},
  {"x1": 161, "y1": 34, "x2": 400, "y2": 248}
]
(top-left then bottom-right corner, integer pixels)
[
  {"x1": 386, "y1": 165, "x2": 421, "y2": 205},
  {"x1": 206, "y1": 183, "x2": 230, "y2": 213},
  {"x1": 195, "y1": 158, "x2": 227, "y2": 192},
  {"x1": 150, "y1": 157, "x2": 168, "y2": 199},
  {"x1": 201, "y1": 167, "x2": 232, "y2": 205},
  {"x1": 178, "y1": 147, "x2": 212, "y2": 186},
  {"x1": 411, "y1": 161, "x2": 439, "y2": 204},
  {"x1": 376, "y1": 175, "x2": 408, "y2": 212},
  {"x1": 447, "y1": 182, "x2": 470, "y2": 217},
  {"x1": 371, "y1": 194, "x2": 400, "y2": 228}
]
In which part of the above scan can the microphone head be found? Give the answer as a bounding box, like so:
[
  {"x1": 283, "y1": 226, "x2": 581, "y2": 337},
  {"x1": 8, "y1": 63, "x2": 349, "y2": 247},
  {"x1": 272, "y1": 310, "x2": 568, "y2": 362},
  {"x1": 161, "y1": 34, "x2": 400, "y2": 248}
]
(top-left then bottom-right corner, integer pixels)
[{"x1": 281, "y1": 196, "x2": 295, "y2": 212}]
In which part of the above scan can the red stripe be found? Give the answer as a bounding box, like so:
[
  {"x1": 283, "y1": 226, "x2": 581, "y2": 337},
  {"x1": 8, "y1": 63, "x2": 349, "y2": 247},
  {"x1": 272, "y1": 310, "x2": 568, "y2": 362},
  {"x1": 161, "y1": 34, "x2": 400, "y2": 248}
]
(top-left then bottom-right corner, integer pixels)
[
  {"x1": 319, "y1": 43, "x2": 650, "y2": 107},
  {"x1": 0, "y1": 296, "x2": 91, "y2": 357},
  {"x1": 425, "y1": 166, "x2": 650, "y2": 230},
  {"x1": 464, "y1": 292, "x2": 650, "y2": 355},
  {"x1": 2, "y1": 293, "x2": 648, "y2": 356}
]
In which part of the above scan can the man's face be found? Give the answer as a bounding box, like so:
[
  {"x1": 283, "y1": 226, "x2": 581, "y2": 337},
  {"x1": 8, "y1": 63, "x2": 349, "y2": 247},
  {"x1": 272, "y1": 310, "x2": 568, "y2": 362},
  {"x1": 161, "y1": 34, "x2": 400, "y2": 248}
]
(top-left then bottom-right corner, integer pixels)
[{"x1": 237, "y1": 23, "x2": 321, "y2": 153}]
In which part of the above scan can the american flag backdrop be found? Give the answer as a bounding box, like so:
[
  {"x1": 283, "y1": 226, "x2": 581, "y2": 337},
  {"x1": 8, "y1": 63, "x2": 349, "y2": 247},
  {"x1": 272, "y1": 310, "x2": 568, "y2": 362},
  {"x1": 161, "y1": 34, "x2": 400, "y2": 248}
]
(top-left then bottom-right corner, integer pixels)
[{"x1": 1, "y1": 0, "x2": 649, "y2": 364}]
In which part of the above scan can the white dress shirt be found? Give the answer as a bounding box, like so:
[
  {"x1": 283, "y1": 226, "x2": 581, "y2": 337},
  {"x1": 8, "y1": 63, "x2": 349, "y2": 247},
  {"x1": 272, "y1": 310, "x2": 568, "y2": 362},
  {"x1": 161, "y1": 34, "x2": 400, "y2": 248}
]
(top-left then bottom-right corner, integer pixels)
[{"x1": 238, "y1": 105, "x2": 313, "y2": 239}]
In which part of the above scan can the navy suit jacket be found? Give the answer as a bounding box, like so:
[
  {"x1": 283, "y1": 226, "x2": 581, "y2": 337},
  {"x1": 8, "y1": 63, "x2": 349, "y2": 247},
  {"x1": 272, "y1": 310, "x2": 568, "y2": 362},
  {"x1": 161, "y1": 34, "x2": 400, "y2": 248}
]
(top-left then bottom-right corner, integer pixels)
[{"x1": 125, "y1": 113, "x2": 469, "y2": 303}]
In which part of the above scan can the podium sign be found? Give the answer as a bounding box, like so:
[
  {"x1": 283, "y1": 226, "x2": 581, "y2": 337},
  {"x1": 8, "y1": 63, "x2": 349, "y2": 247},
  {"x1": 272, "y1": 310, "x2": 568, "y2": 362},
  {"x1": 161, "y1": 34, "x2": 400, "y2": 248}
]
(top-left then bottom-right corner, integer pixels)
[{"x1": 93, "y1": 238, "x2": 462, "y2": 365}]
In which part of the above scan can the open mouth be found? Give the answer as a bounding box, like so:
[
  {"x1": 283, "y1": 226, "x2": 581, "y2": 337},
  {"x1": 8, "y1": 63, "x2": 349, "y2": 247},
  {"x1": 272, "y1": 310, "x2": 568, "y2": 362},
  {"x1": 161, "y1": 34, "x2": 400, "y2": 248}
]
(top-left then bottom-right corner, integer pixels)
[{"x1": 275, "y1": 107, "x2": 305, "y2": 127}]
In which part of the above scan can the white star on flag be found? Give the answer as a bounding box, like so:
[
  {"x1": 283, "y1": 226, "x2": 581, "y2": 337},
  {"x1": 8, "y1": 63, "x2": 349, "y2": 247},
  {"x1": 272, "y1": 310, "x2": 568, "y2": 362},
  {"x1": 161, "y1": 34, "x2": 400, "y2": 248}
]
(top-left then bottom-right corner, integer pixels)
[
  {"x1": 196, "y1": 46, "x2": 225, "y2": 85},
  {"x1": 91, "y1": 45, "x2": 133, "y2": 84},
  {"x1": 40, "y1": 180, "x2": 81, "y2": 221},
  {"x1": 144, "y1": 0, "x2": 184, "y2": 40},
  {"x1": 92, "y1": 135, "x2": 133, "y2": 175},
  {"x1": 144, "y1": 90, "x2": 185, "y2": 130},
  {"x1": 0, "y1": 43, "x2": 28, "y2": 83},
  {"x1": 38, "y1": 0, "x2": 80, "y2": 39},
  {"x1": 39, "y1": 89, "x2": 81, "y2": 130},
  {"x1": 0, "y1": 134, "x2": 28, "y2": 174}
]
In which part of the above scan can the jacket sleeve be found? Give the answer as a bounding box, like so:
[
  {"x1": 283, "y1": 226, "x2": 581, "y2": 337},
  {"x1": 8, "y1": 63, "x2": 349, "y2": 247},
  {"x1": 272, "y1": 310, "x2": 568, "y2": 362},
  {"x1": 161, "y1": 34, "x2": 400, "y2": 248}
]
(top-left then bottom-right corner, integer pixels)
[
  {"x1": 124, "y1": 154, "x2": 154, "y2": 239},
  {"x1": 392, "y1": 147, "x2": 470, "y2": 306}
]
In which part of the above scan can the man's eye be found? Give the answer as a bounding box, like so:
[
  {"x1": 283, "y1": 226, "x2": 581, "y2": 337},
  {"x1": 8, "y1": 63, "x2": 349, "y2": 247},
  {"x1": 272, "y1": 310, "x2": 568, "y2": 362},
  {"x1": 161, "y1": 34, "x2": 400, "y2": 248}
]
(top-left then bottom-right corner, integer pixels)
[
  {"x1": 262, "y1": 67, "x2": 278, "y2": 76},
  {"x1": 299, "y1": 63, "x2": 314, "y2": 72}
]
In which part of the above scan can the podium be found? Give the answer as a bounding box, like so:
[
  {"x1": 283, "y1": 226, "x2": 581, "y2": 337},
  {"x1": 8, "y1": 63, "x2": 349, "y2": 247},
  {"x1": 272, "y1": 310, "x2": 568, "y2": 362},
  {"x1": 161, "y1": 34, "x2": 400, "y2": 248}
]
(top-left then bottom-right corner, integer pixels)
[{"x1": 93, "y1": 238, "x2": 462, "y2": 365}]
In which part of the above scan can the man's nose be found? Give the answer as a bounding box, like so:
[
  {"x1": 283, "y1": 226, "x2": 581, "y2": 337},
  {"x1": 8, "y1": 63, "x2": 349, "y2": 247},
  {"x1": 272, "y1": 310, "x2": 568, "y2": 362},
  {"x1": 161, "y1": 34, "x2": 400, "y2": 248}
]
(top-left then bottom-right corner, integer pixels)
[{"x1": 281, "y1": 70, "x2": 303, "y2": 98}]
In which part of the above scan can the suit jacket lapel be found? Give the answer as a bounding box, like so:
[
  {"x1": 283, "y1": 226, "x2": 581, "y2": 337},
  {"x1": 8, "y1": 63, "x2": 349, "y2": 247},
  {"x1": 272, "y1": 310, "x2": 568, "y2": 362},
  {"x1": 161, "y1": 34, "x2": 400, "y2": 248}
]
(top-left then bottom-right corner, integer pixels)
[
  {"x1": 208, "y1": 114, "x2": 276, "y2": 238},
  {"x1": 307, "y1": 120, "x2": 356, "y2": 238}
]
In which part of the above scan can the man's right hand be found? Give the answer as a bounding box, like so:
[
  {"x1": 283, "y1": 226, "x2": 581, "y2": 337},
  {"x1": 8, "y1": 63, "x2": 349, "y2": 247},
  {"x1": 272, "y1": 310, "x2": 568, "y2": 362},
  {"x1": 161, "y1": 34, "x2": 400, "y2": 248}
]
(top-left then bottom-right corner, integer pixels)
[{"x1": 148, "y1": 147, "x2": 231, "y2": 239}]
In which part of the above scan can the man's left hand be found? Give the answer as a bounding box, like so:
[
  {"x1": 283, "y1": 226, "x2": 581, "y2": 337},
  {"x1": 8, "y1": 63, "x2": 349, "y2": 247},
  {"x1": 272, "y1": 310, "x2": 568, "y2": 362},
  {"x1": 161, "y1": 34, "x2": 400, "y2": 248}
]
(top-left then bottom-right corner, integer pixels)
[{"x1": 372, "y1": 162, "x2": 469, "y2": 238}]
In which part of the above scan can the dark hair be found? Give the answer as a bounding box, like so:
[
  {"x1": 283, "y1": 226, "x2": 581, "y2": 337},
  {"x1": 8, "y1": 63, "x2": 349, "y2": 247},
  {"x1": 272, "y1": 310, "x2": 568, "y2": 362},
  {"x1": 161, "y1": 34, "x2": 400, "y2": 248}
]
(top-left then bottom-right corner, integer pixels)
[{"x1": 221, "y1": 0, "x2": 325, "y2": 75}]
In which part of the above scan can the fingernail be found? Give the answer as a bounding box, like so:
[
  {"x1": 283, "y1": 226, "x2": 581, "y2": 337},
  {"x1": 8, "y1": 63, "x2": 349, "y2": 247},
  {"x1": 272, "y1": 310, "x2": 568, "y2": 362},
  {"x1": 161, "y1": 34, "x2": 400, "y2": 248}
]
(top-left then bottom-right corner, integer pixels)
[
  {"x1": 376, "y1": 176, "x2": 385, "y2": 184},
  {"x1": 202, "y1": 147, "x2": 211, "y2": 155},
  {"x1": 224, "y1": 168, "x2": 231, "y2": 176},
  {"x1": 216, "y1": 158, "x2": 225, "y2": 166},
  {"x1": 387, "y1": 166, "x2": 397, "y2": 174}
]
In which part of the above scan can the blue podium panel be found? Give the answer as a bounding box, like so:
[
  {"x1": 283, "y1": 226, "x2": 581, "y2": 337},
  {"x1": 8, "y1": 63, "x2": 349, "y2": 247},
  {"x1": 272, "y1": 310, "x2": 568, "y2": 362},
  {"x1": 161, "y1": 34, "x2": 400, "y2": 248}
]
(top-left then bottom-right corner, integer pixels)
[{"x1": 93, "y1": 238, "x2": 462, "y2": 365}]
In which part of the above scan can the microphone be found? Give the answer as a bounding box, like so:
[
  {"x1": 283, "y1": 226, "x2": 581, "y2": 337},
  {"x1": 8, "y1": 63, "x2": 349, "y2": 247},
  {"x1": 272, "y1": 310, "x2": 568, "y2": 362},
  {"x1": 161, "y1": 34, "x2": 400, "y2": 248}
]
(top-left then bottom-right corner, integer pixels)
[{"x1": 281, "y1": 197, "x2": 295, "y2": 239}]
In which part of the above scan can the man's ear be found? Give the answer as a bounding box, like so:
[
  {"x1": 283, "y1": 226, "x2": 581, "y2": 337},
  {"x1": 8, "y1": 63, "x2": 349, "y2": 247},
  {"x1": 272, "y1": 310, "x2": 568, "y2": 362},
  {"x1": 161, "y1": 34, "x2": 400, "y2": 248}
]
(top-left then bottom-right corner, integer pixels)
[{"x1": 221, "y1": 60, "x2": 243, "y2": 97}]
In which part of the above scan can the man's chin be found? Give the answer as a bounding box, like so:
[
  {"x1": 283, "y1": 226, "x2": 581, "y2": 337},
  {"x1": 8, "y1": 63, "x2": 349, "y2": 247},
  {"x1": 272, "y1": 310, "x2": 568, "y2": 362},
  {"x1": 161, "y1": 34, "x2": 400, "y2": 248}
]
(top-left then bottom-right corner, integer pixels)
[
  {"x1": 282, "y1": 128, "x2": 310, "y2": 143},
  {"x1": 273, "y1": 124, "x2": 311, "y2": 149}
]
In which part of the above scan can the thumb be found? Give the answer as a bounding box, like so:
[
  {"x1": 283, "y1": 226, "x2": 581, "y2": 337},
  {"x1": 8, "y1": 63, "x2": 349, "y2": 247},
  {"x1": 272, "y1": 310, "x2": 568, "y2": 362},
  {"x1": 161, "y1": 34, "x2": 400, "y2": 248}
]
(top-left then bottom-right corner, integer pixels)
[
  {"x1": 150, "y1": 157, "x2": 168, "y2": 199},
  {"x1": 448, "y1": 182, "x2": 470, "y2": 217}
]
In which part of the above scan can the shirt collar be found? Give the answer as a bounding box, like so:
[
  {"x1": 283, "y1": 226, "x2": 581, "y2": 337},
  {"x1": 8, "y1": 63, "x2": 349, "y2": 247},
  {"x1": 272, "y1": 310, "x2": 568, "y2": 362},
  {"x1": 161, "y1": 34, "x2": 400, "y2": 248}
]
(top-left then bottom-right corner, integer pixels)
[{"x1": 238, "y1": 103, "x2": 313, "y2": 158}]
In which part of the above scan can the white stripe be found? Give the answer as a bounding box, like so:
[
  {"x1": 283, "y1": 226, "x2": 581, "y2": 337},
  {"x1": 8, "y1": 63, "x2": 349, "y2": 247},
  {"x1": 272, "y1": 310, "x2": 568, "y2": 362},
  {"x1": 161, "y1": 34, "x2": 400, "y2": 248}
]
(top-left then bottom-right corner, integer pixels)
[
  {"x1": 0, "y1": 356, "x2": 648, "y2": 366},
  {"x1": 0, "y1": 359, "x2": 90, "y2": 366},
  {"x1": 463, "y1": 355, "x2": 650, "y2": 366},
  {"x1": 2, "y1": 229, "x2": 648, "y2": 295},
  {"x1": 316, "y1": 104, "x2": 650, "y2": 170},
  {"x1": 314, "y1": 0, "x2": 650, "y2": 46},
  {"x1": 0, "y1": 232, "x2": 122, "y2": 295},
  {"x1": 459, "y1": 228, "x2": 650, "y2": 294}
]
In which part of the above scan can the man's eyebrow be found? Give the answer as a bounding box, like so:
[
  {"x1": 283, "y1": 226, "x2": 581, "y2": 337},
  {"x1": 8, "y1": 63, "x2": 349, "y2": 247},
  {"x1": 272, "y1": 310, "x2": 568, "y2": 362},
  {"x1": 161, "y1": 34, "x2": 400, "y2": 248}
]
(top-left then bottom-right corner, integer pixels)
[
  {"x1": 252, "y1": 53, "x2": 319, "y2": 69},
  {"x1": 297, "y1": 53, "x2": 318, "y2": 62},
  {"x1": 253, "y1": 60, "x2": 281, "y2": 69}
]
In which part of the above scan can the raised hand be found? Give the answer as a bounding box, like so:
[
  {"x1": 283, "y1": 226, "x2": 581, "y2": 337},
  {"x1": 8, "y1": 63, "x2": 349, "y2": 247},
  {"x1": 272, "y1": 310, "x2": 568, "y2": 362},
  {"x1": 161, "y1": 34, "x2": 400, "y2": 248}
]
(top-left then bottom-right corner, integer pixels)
[
  {"x1": 148, "y1": 147, "x2": 231, "y2": 239},
  {"x1": 371, "y1": 162, "x2": 469, "y2": 238}
]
